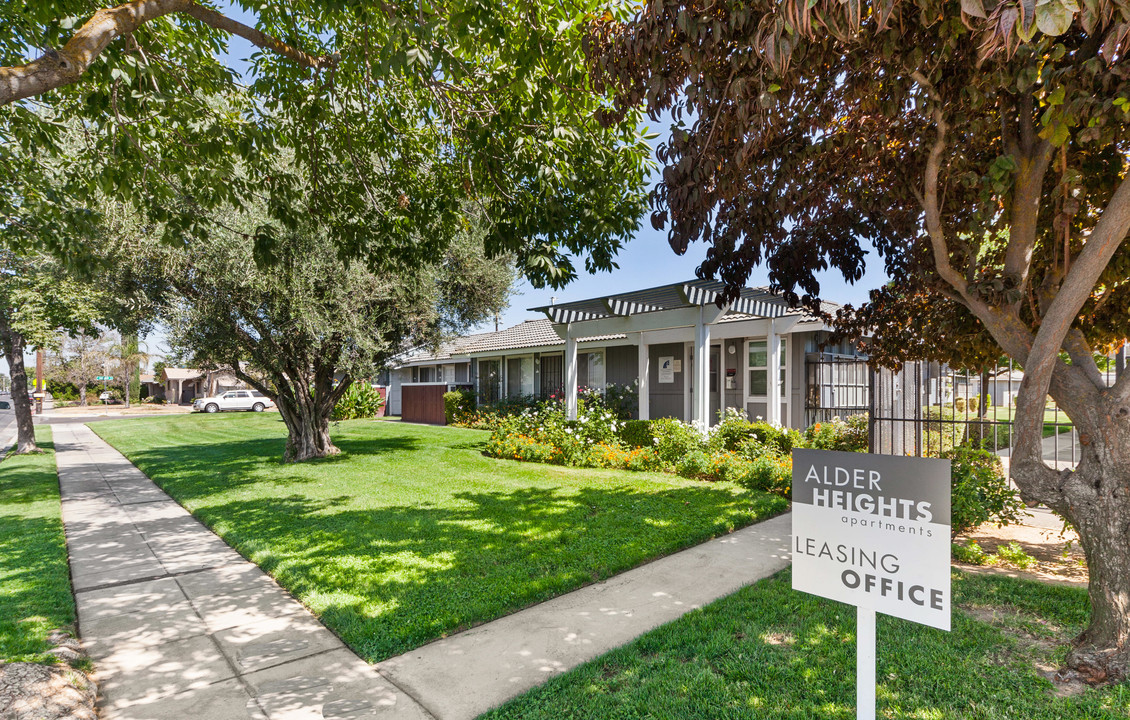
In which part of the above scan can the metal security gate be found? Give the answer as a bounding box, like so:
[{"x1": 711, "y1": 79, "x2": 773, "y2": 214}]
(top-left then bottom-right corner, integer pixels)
[
  {"x1": 804, "y1": 355, "x2": 870, "y2": 427},
  {"x1": 869, "y1": 357, "x2": 1125, "y2": 466}
]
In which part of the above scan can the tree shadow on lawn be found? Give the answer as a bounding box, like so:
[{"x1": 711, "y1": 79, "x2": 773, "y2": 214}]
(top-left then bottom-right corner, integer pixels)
[
  {"x1": 193, "y1": 483, "x2": 786, "y2": 662},
  {"x1": 119, "y1": 434, "x2": 422, "y2": 504},
  {"x1": 0, "y1": 439, "x2": 59, "y2": 506},
  {"x1": 0, "y1": 513, "x2": 75, "y2": 662},
  {"x1": 484, "y1": 569, "x2": 1117, "y2": 720}
]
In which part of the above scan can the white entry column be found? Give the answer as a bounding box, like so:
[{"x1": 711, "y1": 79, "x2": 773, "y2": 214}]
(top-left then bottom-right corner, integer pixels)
[
  {"x1": 564, "y1": 325, "x2": 578, "y2": 420},
  {"x1": 693, "y1": 309, "x2": 711, "y2": 428},
  {"x1": 637, "y1": 333, "x2": 650, "y2": 421},
  {"x1": 767, "y1": 318, "x2": 781, "y2": 426}
]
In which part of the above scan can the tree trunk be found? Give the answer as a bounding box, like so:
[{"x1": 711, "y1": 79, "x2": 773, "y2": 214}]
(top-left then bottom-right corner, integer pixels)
[
  {"x1": 0, "y1": 316, "x2": 38, "y2": 454},
  {"x1": 79, "y1": 382, "x2": 88, "y2": 406},
  {"x1": 1012, "y1": 402, "x2": 1130, "y2": 684},
  {"x1": 276, "y1": 394, "x2": 340, "y2": 462}
]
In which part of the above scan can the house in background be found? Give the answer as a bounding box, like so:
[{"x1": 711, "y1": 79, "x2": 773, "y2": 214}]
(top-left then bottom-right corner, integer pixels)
[
  {"x1": 139, "y1": 373, "x2": 164, "y2": 400},
  {"x1": 387, "y1": 279, "x2": 864, "y2": 428},
  {"x1": 160, "y1": 367, "x2": 247, "y2": 404}
]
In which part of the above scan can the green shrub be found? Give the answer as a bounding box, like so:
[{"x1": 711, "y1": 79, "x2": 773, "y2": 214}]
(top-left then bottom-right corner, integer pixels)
[
  {"x1": 650, "y1": 418, "x2": 705, "y2": 464},
  {"x1": 744, "y1": 454, "x2": 793, "y2": 496},
  {"x1": 749, "y1": 421, "x2": 801, "y2": 455},
  {"x1": 619, "y1": 419, "x2": 655, "y2": 448},
  {"x1": 443, "y1": 389, "x2": 476, "y2": 424},
  {"x1": 945, "y1": 446, "x2": 1026, "y2": 537},
  {"x1": 801, "y1": 414, "x2": 869, "y2": 452},
  {"x1": 994, "y1": 542, "x2": 1037, "y2": 569},
  {"x1": 580, "y1": 383, "x2": 639, "y2": 421},
  {"x1": 676, "y1": 450, "x2": 714, "y2": 479},
  {"x1": 331, "y1": 383, "x2": 386, "y2": 420},
  {"x1": 951, "y1": 540, "x2": 990, "y2": 565}
]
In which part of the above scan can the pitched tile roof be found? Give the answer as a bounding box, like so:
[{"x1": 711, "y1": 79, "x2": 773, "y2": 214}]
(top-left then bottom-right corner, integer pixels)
[
  {"x1": 161, "y1": 368, "x2": 204, "y2": 381},
  {"x1": 461, "y1": 320, "x2": 624, "y2": 353},
  {"x1": 395, "y1": 319, "x2": 627, "y2": 365}
]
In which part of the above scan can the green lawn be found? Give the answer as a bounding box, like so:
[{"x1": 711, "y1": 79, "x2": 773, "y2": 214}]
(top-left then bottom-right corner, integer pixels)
[
  {"x1": 483, "y1": 570, "x2": 1127, "y2": 720},
  {"x1": 0, "y1": 427, "x2": 77, "y2": 664},
  {"x1": 92, "y1": 414, "x2": 786, "y2": 662}
]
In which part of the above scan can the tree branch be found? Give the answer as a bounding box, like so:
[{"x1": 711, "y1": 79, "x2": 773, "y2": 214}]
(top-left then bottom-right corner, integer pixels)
[
  {"x1": 1003, "y1": 138, "x2": 1055, "y2": 293},
  {"x1": 0, "y1": 0, "x2": 336, "y2": 106},
  {"x1": 1063, "y1": 328, "x2": 1105, "y2": 390},
  {"x1": 1012, "y1": 172, "x2": 1130, "y2": 471}
]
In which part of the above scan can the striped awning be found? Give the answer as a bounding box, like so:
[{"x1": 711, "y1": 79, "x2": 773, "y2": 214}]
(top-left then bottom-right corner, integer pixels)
[{"x1": 530, "y1": 280, "x2": 796, "y2": 324}]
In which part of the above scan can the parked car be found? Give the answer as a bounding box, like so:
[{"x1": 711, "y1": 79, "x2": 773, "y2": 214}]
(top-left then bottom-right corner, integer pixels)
[{"x1": 193, "y1": 390, "x2": 275, "y2": 414}]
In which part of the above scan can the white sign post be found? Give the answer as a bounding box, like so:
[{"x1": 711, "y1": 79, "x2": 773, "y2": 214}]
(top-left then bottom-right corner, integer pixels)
[{"x1": 792, "y1": 449, "x2": 951, "y2": 720}]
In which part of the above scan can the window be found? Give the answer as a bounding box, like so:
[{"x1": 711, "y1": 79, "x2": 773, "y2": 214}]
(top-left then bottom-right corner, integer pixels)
[
  {"x1": 454, "y1": 363, "x2": 469, "y2": 383},
  {"x1": 748, "y1": 338, "x2": 786, "y2": 397},
  {"x1": 419, "y1": 366, "x2": 436, "y2": 383},
  {"x1": 506, "y1": 356, "x2": 534, "y2": 397},
  {"x1": 410, "y1": 367, "x2": 419, "y2": 383},
  {"x1": 578, "y1": 351, "x2": 605, "y2": 392},
  {"x1": 478, "y1": 359, "x2": 502, "y2": 404},
  {"x1": 540, "y1": 354, "x2": 563, "y2": 398}
]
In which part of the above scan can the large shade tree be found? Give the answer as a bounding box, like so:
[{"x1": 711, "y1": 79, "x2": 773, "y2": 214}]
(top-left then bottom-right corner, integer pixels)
[
  {"x1": 2, "y1": 1, "x2": 652, "y2": 286},
  {"x1": 590, "y1": 0, "x2": 1130, "y2": 682},
  {"x1": 0, "y1": 249, "x2": 101, "y2": 453},
  {"x1": 156, "y1": 199, "x2": 514, "y2": 461}
]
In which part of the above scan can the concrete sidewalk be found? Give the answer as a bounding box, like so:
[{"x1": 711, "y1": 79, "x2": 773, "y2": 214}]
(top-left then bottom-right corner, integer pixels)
[
  {"x1": 55, "y1": 423, "x2": 430, "y2": 720},
  {"x1": 378, "y1": 514, "x2": 791, "y2": 719},
  {"x1": 56, "y1": 423, "x2": 792, "y2": 720}
]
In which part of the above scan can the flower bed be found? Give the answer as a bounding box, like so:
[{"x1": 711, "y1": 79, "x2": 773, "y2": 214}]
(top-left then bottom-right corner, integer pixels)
[{"x1": 484, "y1": 406, "x2": 799, "y2": 497}]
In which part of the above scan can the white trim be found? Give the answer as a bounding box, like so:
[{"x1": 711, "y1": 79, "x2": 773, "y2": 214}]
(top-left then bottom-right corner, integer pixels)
[
  {"x1": 743, "y1": 336, "x2": 791, "y2": 426},
  {"x1": 400, "y1": 381, "x2": 450, "y2": 387}
]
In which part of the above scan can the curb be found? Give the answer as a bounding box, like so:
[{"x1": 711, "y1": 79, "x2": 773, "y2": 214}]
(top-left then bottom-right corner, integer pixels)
[{"x1": 0, "y1": 432, "x2": 16, "y2": 460}]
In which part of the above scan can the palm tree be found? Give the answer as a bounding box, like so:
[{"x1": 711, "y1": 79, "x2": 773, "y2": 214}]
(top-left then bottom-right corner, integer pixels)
[{"x1": 108, "y1": 334, "x2": 150, "y2": 409}]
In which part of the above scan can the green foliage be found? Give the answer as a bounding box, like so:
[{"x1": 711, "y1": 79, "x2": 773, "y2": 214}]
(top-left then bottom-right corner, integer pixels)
[
  {"x1": 331, "y1": 383, "x2": 386, "y2": 421},
  {"x1": 650, "y1": 418, "x2": 706, "y2": 465},
  {"x1": 582, "y1": 382, "x2": 639, "y2": 421},
  {"x1": 94, "y1": 414, "x2": 785, "y2": 662},
  {"x1": 994, "y1": 542, "x2": 1038, "y2": 570},
  {"x1": 486, "y1": 409, "x2": 794, "y2": 498},
  {"x1": 45, "y1": 379, "x2": 78, "y2": 400},
  {"x1": 443, "y1": 389, "x2": 475, "y2": 425},
  {"x1": 618, "y1": 419, "x2": 655, "y2": 449},
  {"x1": 675, "y1": 450, "x2": 714, "y2": 480},
  {"x1": 4, "y1": 3, "x2": 652, "y2": 293},
  {"x1": 0, "y1": 428, "x2": 76, "y2": 664},
  {"x1": 801, "y1": 414, "x2": 869, "y2": 453},
  {"x1": 952, "y1": 540, "x2": 991, "y2": 565},
  {"x1": 945, "y1": 447, "x2": 1027, "y2": 537},
  {"x1": 708, "y1": 409, "x2": 801, "y2": 456}
]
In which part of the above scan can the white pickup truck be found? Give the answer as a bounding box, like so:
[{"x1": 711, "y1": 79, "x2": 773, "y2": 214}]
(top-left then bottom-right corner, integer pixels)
[{"x1": 193, "y1": 390, "x2": 275, "y2": 414}]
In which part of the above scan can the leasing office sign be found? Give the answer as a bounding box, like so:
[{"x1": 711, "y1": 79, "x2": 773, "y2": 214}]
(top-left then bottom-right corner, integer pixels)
[{"x1": 792, "y1": 449, "x2": 952, "y2": 631}]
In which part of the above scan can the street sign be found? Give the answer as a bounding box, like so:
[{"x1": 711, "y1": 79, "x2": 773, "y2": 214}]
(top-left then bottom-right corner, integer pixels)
[
  {"x1": 96, "y1": 376, "x2": 114, "y2": 381},
  {"x1": 792, "y1": 449, "x2": 951, "y2": 720}
]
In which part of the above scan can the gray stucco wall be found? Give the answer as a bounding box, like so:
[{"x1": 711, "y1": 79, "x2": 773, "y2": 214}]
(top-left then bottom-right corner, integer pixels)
[
  {"x1": 605, "y1": 345, "x2": 638, "y2": 387},
  {"x1": 648, "y1": 343, "x2": 685, "y2": 421},
  {"x1": 722, "y1": 338, "x2": 743, "y2": 411}
]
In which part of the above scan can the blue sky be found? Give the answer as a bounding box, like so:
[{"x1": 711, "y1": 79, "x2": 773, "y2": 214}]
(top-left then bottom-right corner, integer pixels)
[{"x1": 3, "y1": 8, "x2": 889, "y2": 378}]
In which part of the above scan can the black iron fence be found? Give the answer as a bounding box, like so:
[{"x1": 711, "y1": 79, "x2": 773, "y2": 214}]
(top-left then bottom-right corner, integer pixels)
[
  {"x1": 804, "y1": 355, "x2": 870, "y2": 427},
  {"x1": 804, "y1": 350, "x2": 1127, "y2": 468},
  {"x1": 869, "y1": 357, "x2": 1125, "y2": 467}
]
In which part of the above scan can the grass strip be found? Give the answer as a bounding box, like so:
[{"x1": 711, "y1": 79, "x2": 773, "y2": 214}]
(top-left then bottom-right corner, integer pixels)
[
  {"x1": 0, "y1": 426, "x2": 76, "y2": 664},
  {"x1": 93, "y1": 414, "x2": 787, "y2": 661},
  {"x1": 482, "y1": 569, "x2": 1127, "y2": 719}
]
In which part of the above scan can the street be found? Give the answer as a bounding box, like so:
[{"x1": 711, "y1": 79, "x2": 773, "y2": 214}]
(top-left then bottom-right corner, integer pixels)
[{"x1": 0, "y1": 396, "x2": 14, "y2": 442}]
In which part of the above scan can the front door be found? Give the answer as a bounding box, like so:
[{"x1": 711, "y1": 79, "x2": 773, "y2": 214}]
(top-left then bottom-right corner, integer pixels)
[{"x1": 709, "y1": 347, "x2": 721, "y2": 424}]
